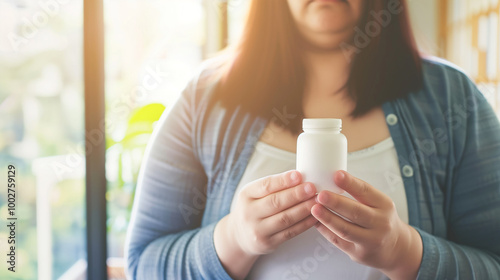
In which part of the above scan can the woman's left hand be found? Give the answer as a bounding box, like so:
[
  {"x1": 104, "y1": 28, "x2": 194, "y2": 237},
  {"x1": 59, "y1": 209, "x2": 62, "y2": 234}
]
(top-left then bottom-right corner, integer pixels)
[{"x1": 311, "y1": 170, "x2": 423, "y2": 280}]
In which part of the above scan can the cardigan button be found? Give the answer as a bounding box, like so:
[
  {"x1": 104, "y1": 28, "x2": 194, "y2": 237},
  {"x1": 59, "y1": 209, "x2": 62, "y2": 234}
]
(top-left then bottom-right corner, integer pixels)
[
  {"x1": 386, "y1": 114, "x2": 398, "y2": 126},
  {"x1": 402, "y1": 165, "x2": 414, "y2": 177}
]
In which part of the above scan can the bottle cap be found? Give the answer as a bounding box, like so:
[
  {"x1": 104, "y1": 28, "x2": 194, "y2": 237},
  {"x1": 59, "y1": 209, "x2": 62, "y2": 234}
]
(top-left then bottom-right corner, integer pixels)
[{"x1": 303, "y1": 118, "x2": 342, "y2": 130}]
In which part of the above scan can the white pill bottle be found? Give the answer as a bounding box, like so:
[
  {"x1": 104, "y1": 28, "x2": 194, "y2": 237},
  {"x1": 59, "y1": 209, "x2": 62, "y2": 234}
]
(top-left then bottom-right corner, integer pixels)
[{"x1": 296, "y1": 118, "x2": 347, "y2": 194}]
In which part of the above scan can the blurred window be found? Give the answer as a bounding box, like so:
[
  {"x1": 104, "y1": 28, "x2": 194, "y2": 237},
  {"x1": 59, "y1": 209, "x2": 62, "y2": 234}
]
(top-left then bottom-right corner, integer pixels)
[
  {"x1": 104, "y1": 0, "x2": 207, "y2": 277},
  {"x1": 0, "y1": 0, "x2": 214, "y2": 279},
  {"x1": 0, "y1": 1, "x2": 85, "y2": 279},
  {"x1": 443, "y1": 0, "x2": 500, "y2": 117}
]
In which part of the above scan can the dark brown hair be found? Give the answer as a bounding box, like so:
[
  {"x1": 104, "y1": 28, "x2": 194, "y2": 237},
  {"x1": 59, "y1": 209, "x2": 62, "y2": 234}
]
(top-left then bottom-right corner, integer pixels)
[{"x1": 211, "y1": 0, "x2": 423, "y2": 135}]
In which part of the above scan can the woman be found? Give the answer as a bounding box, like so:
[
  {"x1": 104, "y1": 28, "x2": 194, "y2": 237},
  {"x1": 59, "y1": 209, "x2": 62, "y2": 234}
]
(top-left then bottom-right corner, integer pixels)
[{"x1": 125, "y1": 0, "x2": 500, "y2": 279}]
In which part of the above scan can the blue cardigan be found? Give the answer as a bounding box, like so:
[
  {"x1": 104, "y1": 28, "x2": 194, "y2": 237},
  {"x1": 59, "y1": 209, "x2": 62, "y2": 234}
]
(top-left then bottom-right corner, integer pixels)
[{"x1": 125, "y1": 58, "x2": 500, "y2": 279}]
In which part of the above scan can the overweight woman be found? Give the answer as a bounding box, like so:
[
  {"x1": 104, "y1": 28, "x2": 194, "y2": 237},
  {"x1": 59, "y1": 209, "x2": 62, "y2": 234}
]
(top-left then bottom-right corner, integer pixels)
[{"x1": 124, "y1": 0, "x2": 500, "y2": 279}]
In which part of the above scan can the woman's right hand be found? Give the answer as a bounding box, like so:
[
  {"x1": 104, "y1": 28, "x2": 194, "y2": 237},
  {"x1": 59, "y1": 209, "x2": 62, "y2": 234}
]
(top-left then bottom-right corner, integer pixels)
[
  {"x1": 214, "y1": 170, "x2": 317, "y2": 279},
  {"x1": 229, "y1": 170, "x2": 318, "y2": 256}
]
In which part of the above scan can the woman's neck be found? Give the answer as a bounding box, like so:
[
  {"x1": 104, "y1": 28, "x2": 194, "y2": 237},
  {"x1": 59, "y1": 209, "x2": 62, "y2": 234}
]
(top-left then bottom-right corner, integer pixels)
[
  {"x1": 303, "y1": 48, "x2": 352, "y2": 98},
  {"x1": 301, "y1": 48, "x2": 357, "y2": 121}
]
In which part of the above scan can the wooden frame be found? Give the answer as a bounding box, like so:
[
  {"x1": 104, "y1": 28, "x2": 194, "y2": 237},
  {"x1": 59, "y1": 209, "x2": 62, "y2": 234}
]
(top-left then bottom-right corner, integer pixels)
[{"x1": 84, "y1": 0, "x2": 108, "y2": 279}]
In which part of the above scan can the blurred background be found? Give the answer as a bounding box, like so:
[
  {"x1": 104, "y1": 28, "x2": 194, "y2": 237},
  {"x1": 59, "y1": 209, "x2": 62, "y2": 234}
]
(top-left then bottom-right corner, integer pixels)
[{"x1": 0, "y1": 0, "x2": 498, "y2": 279}]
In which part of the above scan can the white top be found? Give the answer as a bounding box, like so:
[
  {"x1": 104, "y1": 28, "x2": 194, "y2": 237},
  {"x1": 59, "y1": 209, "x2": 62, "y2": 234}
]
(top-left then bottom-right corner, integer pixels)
[{"x1": 229, "y1": 137, "x2": 408, "y2": 280}]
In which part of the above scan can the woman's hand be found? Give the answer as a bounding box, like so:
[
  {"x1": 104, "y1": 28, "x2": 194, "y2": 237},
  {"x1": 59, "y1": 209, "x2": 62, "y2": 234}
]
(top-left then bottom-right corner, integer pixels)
[
  {"x1": 214, "y1": 170, "x2": 318, "y2": 279},
  {"x1": 230, "y1": 170, "x2": 318, "y2": 256},
  {"x1": 311, "y1": 170, "x2": 423, "y2": 280}
]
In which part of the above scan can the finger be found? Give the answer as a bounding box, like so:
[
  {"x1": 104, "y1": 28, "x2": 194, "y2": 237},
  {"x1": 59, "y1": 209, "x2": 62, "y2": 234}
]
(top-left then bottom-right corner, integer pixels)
[
  {"x1": 260, "y1": 197, "x2": 317, "y2": 236},
  {"x1": 314, "y1": 222, "x2": 354, "y2": 253},
  {"x1": 256, "y1": 182, "x2": 316, "y2": 216},
  {"x1": 246, "y1": 170, "x2": 302, "y2": 199},
  {"x1": 315, "y1": 190, "x2": 375, "y2": 228},
  {"x1": 311, "y1": 204, "x2": 369, "y2": 244},
  {"x1": 334, "y1": 170, "x2": 391, "y2": 208},
  {"x1": 269, "y1": 215, "x2": 318, "y2": 247}
]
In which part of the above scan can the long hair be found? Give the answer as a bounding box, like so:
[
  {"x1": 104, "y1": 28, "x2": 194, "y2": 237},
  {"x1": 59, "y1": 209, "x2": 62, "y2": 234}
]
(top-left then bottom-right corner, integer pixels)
[{"x1": 211, "y1": 0, "x2": 423, "y2": 136}]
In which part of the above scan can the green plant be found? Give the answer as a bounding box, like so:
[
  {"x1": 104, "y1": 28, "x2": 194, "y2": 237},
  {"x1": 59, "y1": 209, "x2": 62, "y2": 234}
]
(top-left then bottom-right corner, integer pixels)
[{"x1": 106, "y1": 103, "x2": 166, "y2": 233}]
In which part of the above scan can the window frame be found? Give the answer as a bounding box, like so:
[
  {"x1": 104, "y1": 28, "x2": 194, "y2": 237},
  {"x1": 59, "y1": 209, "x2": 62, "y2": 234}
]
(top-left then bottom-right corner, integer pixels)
[
  {"x1": 82, "y1": 1, "x2": 229, "y2": 279},
  {"x1": 84, "y1": 0, "x2": 107, "y2": 279}
]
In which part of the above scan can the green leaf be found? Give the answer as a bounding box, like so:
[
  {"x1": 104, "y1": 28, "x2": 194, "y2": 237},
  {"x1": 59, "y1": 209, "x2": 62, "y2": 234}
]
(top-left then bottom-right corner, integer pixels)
[{"x1": 128, "y1": 103, "x2": 165, "y2": 126}]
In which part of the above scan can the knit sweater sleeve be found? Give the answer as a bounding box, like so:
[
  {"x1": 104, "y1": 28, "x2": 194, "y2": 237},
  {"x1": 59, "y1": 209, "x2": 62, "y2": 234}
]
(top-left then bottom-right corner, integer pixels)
[
  {"x1": 415, "y1": 69, "x2": 500, "y2": 279},
  {"x1": 124, "y1": 72, "x2": 233, "y2": 280}
]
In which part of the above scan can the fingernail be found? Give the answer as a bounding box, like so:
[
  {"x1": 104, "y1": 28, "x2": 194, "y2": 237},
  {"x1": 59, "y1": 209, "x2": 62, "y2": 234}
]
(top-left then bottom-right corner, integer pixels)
[
  {"x1": 290, "y1": 171, "x2": 299, "y2": 182},
  {"x1": 316, "y1": 192, "x2": 328, "y2": 204},
  {"x1": 304, "y1": 183, "x2": 313, "y2": 195},
  {"x1": 337, "y1": 171, "x2": 345, "y2": 181},
  {"x1": 313, "y1": 206, "x2": 323, "y2": 217}
]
